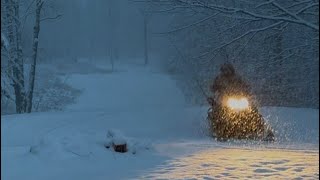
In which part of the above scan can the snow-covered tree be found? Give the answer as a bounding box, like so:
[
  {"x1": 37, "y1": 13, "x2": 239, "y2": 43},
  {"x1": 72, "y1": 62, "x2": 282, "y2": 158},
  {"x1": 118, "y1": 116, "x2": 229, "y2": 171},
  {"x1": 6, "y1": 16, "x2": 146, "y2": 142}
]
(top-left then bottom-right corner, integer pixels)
[
  {"x1": 140, "y1": 0, "x2": 319, "y2": 108},
  {"x1": 1, "y1": 0, "x2": 61, "y2": 113},
  {"x1": 2, "y1": 0, "x2": 27, "y2": 113}
]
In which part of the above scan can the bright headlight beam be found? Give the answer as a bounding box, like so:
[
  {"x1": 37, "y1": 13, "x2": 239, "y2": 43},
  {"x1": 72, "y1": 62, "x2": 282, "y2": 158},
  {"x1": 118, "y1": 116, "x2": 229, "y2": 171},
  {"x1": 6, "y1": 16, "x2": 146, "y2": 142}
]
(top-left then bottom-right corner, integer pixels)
[{"x1": 227, "y1": 97, "x2": 249, "y2": 111}]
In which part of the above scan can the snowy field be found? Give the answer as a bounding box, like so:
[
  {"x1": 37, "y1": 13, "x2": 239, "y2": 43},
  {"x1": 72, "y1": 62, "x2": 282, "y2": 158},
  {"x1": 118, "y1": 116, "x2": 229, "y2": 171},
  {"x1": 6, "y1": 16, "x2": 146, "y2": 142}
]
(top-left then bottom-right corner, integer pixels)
[{"x1": 1, "y1": 61, "x2": 319, "y2": 180}]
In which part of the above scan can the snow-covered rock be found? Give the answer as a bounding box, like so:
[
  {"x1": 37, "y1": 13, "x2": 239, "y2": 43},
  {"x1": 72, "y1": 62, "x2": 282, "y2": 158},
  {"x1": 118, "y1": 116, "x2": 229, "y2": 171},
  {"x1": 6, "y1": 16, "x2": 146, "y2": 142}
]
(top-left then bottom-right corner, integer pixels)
[{"x1": 105, "y1": 129, "x2": 151, "y2": 154}]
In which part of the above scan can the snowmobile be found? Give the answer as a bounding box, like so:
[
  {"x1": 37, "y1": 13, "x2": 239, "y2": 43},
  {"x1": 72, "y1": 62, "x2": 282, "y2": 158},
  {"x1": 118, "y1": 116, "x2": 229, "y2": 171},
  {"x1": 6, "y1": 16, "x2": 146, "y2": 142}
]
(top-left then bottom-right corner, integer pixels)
[{"x1": 207, "y1": 95, "x2": 275, "y2": 142}]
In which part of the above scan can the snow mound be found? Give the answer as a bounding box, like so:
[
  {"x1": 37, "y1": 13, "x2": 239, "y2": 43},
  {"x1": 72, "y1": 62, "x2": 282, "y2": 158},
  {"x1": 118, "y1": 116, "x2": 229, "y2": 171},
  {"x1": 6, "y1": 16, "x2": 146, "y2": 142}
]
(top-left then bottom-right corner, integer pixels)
[
  {"x1": 106, "y1": 129, "x2": 127, "y2": 145},
  {"x1": 105, "y1": 129, "x2": 152, "y2": 154}
]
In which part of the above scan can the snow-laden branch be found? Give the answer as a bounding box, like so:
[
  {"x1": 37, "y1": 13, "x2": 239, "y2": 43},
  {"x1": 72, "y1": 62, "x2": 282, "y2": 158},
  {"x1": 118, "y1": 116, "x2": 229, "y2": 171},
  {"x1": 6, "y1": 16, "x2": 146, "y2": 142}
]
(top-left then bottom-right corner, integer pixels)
[
  {"x1": 171, "y1": 0, "x2": 319, "y2": 31},
  {"x1": 40, "y1": 14, "x2": 62, "y2": 22},
  {"x1": 209, "y1": 3, "x2": 318, "y2": 31},
  {"x1": 253, "y1": 44, "x2": 311, "y2": 67},
  {"x1": 255, "y1": 0, "x2": 275, "y2": 9},
  {"x1": 288, "y1": 0, "x2": 314, "y2": 9},
  {"x1": 145, "y1": 6, "x2": 189, "y2": 13},
  {"x1": 296, "y1": 3, "x2": 319, "y2": 15},
  {"x1": 196, "y1": 21, "x2": 284, "y2": 58},
  {"x1": 1, "y1": 32, "x2": 9, "y2": 49},
  {"x1": 269, "y1": 44, "x2": 311, "y2": 61},
  {"x1": 206, "y1": 19, "x2": 260, "y2": 42},
  {"x1": 236, "y1": 31, "x2": 258, "y2": 58},
  {"x1": 154, "y1": 12, "x2": 220, "y2": 34},
  {"x1": 270, "y1": 2, "x2": 318, "y2": 30}
]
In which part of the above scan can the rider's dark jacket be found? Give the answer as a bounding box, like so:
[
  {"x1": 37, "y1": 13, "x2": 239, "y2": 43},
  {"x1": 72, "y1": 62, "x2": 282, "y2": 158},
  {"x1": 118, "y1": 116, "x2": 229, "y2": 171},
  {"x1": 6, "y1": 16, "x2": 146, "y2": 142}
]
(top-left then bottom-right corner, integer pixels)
[{"x1": 209, "y1": 63, "x2": 252, "y2": 104}]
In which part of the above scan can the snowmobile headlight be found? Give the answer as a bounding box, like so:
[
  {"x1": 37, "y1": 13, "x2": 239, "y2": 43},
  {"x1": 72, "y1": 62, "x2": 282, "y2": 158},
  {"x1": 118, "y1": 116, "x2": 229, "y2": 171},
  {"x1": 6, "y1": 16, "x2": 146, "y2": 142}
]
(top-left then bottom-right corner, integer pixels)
[{"x1": 226, "y1": 97, "x2": 249, "y2": 111}]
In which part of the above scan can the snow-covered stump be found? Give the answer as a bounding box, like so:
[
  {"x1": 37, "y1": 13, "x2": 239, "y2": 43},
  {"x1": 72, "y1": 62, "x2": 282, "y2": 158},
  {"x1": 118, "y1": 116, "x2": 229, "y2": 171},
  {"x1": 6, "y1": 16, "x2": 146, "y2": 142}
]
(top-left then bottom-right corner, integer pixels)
[{"x1": 105, "y1": 130, "x2": 128, "y2": 153}]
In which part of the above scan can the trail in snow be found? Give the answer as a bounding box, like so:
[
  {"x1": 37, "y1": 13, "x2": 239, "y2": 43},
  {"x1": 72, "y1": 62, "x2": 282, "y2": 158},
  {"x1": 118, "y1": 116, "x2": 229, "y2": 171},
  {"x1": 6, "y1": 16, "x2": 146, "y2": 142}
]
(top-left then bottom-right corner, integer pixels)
[
  {"x1": 66, "y1": 70, "x2": 187, "y2": 112},
  {"x1": 1, "y1": 61, "x2": 319, "y2": 180}
]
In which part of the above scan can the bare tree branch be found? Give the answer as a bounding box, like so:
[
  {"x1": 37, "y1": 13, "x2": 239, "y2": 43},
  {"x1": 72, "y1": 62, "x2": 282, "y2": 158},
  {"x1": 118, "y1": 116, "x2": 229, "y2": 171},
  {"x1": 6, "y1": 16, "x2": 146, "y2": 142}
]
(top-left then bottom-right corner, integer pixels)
[
  {"x1": 271, "y1": 1, "x2": 318, "y2": 30},
  {"x1": 197, "y1": 21, "x2": 284, "y2": 58},
  {"x1": 154, "y1": 12, "x2": 220, "y2": 34},
  {"x1": 169, "y1": 0, "x2": 319, "y2": 30},
  {"x1": 40, "y1": 14, "x2": 62, "y2": 22},
  {"x1": 296, "y1": 3, "x2": 319, "y2": 15}
]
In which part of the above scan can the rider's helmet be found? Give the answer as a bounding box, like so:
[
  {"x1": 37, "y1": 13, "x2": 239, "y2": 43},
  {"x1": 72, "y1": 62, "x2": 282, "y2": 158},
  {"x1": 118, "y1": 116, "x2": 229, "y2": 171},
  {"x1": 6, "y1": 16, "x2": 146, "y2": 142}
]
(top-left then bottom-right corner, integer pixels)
[{"x1": 220, "y1": 63, "x2": 235, "y2": 76}]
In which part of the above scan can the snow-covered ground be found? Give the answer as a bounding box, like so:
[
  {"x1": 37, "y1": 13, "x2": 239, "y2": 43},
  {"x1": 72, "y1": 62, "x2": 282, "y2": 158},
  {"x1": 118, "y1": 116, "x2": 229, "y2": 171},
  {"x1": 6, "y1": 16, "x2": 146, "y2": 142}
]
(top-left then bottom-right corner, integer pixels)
[{"x1": 1, "y1": 61, "x2": 319, "y2": 180}]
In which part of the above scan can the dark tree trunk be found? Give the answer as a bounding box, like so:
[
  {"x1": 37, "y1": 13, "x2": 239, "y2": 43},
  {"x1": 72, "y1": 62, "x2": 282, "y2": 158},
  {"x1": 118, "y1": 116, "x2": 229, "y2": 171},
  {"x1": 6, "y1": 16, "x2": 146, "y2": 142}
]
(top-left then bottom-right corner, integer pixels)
[{"x1": 26, "y1": 0, "x2": 43, "y2": 113}]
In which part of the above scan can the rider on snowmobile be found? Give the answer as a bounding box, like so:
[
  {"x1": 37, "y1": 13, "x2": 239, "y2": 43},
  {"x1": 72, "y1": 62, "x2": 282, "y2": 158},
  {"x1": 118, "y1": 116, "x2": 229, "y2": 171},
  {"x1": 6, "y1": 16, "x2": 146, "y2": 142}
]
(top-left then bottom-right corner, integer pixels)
[
  {"x1": 208, "y1": 63, "x2": 253, "y2": 106},
  {"x1": 207, "y1": 63, "x2": 275, "y2": 141}
]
